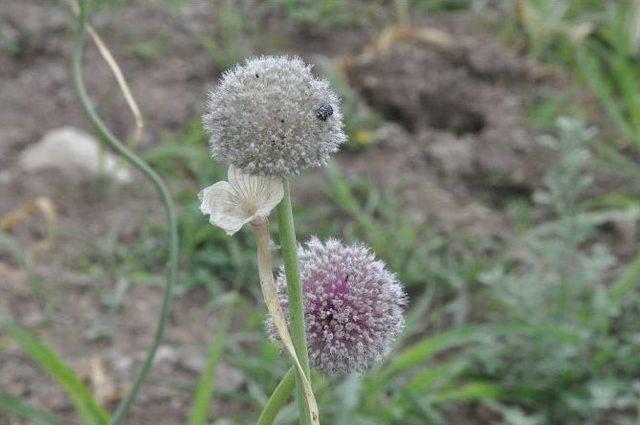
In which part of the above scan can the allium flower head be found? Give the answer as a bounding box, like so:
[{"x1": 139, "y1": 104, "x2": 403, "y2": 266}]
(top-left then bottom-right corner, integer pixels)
[
  {"x1": 204, "y1": 56, "x2": 347, "y2": 176},
  {"x1": 268, "y1": 238, "x2": 406, "y2": 375}
]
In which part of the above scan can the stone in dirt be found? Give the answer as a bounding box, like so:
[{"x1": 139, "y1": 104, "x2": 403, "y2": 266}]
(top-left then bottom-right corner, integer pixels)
[{"x1": 19, "y1": 126, "x2": 132, "y2": 183}]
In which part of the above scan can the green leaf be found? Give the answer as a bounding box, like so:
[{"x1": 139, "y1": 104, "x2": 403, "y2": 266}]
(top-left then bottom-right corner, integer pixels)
[
  {"x1": 0, "y1": 232, "x2": 47, "y2": 313},
  {"x1": 405, "y1": 356, "x2": 470, "y2": 394},
  {"x1": 610, "y1": 253, "x2": 640, "y2": 302},
  {"x1": 2, "y1": 322, "x2": 109, "y2": 425},
  {"x1": 576, "y1": 46, "x2": 636, "y2": 145},
  {"x1": 382, "y1": 324, "x2": 582, "y2": 380},
  {"x1": 0, "y1": 394, "x2": 60, "y2": 425},
  {"x1": 609, "y1": 53, "x2": 640, "y2": 138},
  {"x1": 257, "y1": 368, "x2": 296, "y2": 425},
  {"x1": 325, "y1": 164, "x2": 383, "y2": 249},
  {"x1": 188, "y1": 307, "x2": 232, "y2": 425},
  {"x1": 335, "y1": 374, "x2": 363, "y2": 424},
  {"x1": 381, "y1": 326, "x2": 490, "y2": 380},
  {"x1": 428, "y1": 382, "x2": 503, "y2": 404}
]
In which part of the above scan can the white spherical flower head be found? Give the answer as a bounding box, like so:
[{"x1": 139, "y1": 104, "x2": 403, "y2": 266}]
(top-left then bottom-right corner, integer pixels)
[
  {"x1": 204, "y1": 56, "x2": 347, "y2": 176},
  {"x1": 267, "y1": 238, "x2": 407, "y2": 376},
  {"x1": 199, "y1": 165, "x2": 283, "y2": 235}
]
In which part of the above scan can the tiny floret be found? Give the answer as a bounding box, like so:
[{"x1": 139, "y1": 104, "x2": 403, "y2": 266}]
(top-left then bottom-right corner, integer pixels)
[
  {"x1": 203, "y1": 56, "x2": 346, "y2": 176},
  {"x1": 267, "y1": 238, "x2": 406, "y2": 375}
]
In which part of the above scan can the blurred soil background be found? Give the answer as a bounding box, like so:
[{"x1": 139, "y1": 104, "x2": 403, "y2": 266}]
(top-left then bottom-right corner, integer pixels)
[{"x1": 3, "y1": 1, "x2": 640, "y2": 424}]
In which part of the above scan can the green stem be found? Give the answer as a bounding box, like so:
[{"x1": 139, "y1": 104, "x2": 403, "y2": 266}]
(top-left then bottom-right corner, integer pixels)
[
  {"x1": 276, "y1": 179, "x2": 311, "y2": 425},
  {"x1": 257, "y1": 367, "x2": 296, "y2": 425},
  {"x1": 72, "y1": 2, "x2": 179, "y2": 424},
  {"x1": 188, "y1": 304, "x2": 233, "y2": 425}
]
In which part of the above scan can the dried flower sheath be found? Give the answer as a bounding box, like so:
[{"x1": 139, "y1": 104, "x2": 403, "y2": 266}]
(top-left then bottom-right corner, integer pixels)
[
  {"x1": 199, "y1": 165, "x2": 283, "y2": 235},
  {"x1": 254, "y1": 220, "x2": 319, "y2": 425}
]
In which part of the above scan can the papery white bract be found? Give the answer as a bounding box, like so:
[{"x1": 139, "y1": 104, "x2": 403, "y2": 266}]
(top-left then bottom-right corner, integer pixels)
[{"x1": 199, "y1": 165, "x2": 284, "y2": 235}]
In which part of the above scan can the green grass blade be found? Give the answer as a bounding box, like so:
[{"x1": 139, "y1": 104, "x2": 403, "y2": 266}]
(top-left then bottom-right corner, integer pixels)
[
  {"x1": 0, "y1": 394, "x2": 60, "y2": 425},
  {"x1": 188, "y1": 307, "x2": 232, "y2": 425},
  {"x1": 381, "y1": 326, "x2": 489, "y2": 380},
  {"x1": 257, "y1": 367, "x2": 296, "y2": 425},
  {"x1": 0, "y1": 232, "x2": 47, "y2": 313},
  {"x1": 405, "y1": 356, "x2": 470, "y2": 395},
  {"x1": 397, "y1": 285, "x2": 436, "y2": 347},
  {"x1": 382, "y1": 324, "x2": 581, "y2": 380},
  {"x1": 428, "y1": 382, "x2": 502, "y2": 404},
  {"x1": 609, "y1": 54, "x2": 640, "y2": 140},
  {"x1": 576, "y1": 47, "x2": 635, "y2": 145},
  {"x1": 2, "y1": 322, "x2": 110, "y2": 425},
  {"x1": 334, "y1": 373, "x2": 363, "y2": 424},
  {"x1": 610, "y1": 253, "x2": 640, "y2": 302},
  {"x1": 587, "y1": 137, "x2": 640, "y2": 179},
  {"x1": 325, "y1": 164, "x2": 383, "y2": 250}
]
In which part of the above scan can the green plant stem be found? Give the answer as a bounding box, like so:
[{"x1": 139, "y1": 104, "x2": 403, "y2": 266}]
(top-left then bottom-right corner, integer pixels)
[
  {"x1": 188, "y1": 305, "x2": 232, "y2": 425},
  {"x1": 276, "y1": 179, "x2": 311, "y2": 425},
  {"x1": 257, "y1": 367, "x2": 296, "y2": 425},
  {"x1": 3, "y1": 321, "x2": 110, "y2": 425},
  {"x1": 0, "y1": 393, "x2": 61, "y2": 425},
  {"x1": 72, "y1": 2, "x2": 179, "y2": 424},
  {"x1": 0, "y1": 232, "x2": 49, "y2": 320}
]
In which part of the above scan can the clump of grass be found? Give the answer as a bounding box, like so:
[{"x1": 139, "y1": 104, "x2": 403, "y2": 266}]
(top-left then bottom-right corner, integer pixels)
[
  {"x1": 512, "y1": 1, "x2": 640, "y2": 154},
  {"x1": 471, "y1": 118, "x2": 640, "y2": 422},
  {"x1": 200, "y1": 0, "x2": 255, "y2": 71},
  {"x1": 280, "y1": 0, "x2": 379, "y2": 29},
  {"x1": 2, "y1": 322, "x2": 110, "y2": 425}
]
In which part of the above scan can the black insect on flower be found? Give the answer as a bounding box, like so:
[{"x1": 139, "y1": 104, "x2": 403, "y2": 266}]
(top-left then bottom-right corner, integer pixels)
[{"x1": 316, "y1": 104, "x2": 334, "y2": 121}]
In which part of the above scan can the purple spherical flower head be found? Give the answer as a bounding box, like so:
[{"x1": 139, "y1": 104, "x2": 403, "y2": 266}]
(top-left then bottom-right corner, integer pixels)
[{"x1": 267, "y1": 238, "x2": 407, "y2": 376}]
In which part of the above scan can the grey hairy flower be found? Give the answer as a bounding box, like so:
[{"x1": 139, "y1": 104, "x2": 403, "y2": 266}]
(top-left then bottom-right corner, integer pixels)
[
  {"x1": 203, "y1": 56, "x2": 346, "y2": 176},
  {"x1": 267, "y1": 237, "x2": 406, "y2": 376}
]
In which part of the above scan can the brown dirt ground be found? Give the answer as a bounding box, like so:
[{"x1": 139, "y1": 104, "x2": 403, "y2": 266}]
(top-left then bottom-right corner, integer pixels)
[{"x1": 0, "y1": 2, "x2": 633, "y2": 424}]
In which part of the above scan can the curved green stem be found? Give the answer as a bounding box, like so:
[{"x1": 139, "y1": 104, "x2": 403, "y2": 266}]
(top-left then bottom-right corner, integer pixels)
[
  {"x1": 72, "y1": 2, "x2": 179, "y2": 424},
  {"x1": 257, "y1": 367, "x2": 296, "y2": 425},
  {"x1": 276, "y1": 179, "x2": 312, "y2": 425}
]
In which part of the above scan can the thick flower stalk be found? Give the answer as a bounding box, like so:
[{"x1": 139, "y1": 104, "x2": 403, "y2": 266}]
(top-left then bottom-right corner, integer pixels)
[
  {"x1": 203, "y1": 56, "x2": 346, "y2": 176},
  {"x1": 268, "y1": 238, "x2": 407, "y2": 376}
]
